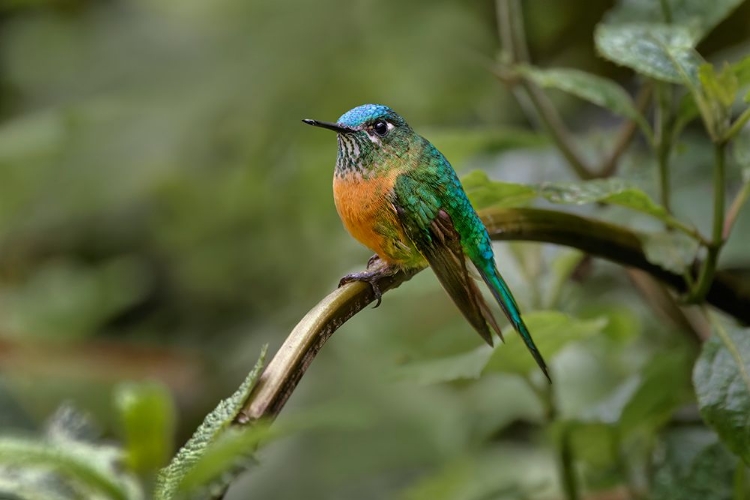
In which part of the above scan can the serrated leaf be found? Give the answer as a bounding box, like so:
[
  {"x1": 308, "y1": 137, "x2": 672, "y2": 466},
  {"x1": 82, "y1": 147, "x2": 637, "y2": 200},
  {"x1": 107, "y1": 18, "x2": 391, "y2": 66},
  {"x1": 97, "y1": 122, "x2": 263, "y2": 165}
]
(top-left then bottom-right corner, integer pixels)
[
  {"x1": 651, "y1": 428, "x2": 738, "y2": 500},
  {"x1": 540, "y1": 178, "x2": 668, "y2": 218},
  {"x1": 0, "y1": 406, "x2": 144, "y2": 500},
  {"x1": 519, "y1": 66, "x2": 650, "y2": 135},
  {"x1": 394, "y1": 346, "x2": 493, "y2": 385},
  {"x1": 595, "y1": 23, "x2": 702, "y2": 85},
  {"x1": 484, "y1": 311, "x2": 608, "y2": 376},
  {"x1": 174, "y1": 423, "x2": 273, "y2": 498},
  {"x1": 176, "y1": 403, "x2": 371, "y2": 498},
  {"x1": 603, "y1": 0, "x2": 745, "y2": 42},
  {"x1": 0, "y1": 437, "x2": 136, "y2": 500},
  {"x1": 462, "y1": 170, "x2": 538, "y2": 211},
  {"x1": 115, "y1": 381, "x2": 176, "y2": 475},
  {"x1": 154, "y1": 345, "x2": 267, "y2": 500},
  {"x1": 694, "y1": 324, "x2": 750, "y2": 465},
  {"x1": 639, "y1": 231, "x2": 699, "y2": 274}
]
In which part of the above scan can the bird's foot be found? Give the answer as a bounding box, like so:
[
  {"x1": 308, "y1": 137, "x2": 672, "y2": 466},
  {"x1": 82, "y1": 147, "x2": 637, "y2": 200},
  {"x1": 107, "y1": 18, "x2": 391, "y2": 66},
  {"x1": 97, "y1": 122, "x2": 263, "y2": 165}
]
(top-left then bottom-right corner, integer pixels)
[
  {"x1": 366, "y1": 254, "x2": 381, "y2": 269},
  {"x1": 338, "y1": 261, "x2": 398, "y2": 308}
]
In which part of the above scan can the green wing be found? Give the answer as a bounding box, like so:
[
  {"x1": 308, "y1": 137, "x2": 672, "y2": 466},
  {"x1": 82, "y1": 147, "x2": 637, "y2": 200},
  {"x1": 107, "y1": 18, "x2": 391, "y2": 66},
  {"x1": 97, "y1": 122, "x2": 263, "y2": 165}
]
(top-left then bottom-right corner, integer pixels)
[{"x1": 393, "y1": 178, "x2": 502, "y2": 347}]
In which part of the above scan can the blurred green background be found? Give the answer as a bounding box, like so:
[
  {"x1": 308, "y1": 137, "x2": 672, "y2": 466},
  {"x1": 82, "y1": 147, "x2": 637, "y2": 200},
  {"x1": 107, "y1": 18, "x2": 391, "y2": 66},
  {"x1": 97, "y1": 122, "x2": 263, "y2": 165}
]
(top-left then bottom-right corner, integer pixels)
[{"x1": 1, "y1": 0, "x2": 750, "y2": 499}]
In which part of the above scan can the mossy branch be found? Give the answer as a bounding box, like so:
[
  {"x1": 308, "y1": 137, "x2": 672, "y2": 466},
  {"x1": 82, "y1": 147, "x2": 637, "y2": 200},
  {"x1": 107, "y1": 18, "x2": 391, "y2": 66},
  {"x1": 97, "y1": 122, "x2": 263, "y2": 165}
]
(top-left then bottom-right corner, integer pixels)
[{"x1": 234, "y1": 207, "x2": 750, "y2": 426}]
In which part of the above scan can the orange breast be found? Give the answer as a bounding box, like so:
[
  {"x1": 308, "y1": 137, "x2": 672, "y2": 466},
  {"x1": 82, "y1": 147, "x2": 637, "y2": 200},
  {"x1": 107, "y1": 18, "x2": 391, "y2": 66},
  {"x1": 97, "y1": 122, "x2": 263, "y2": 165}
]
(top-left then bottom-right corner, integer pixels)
[{"x1": 333, "y1": 171, "x2": 418, "y2": 266}]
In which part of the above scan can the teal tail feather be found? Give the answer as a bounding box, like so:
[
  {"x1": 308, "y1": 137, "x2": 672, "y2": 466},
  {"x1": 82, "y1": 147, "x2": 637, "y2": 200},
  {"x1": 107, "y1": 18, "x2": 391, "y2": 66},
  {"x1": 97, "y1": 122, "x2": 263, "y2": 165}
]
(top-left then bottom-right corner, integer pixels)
[{"x1": 477, "y1": 264, "x2": 551, "y2": 383}]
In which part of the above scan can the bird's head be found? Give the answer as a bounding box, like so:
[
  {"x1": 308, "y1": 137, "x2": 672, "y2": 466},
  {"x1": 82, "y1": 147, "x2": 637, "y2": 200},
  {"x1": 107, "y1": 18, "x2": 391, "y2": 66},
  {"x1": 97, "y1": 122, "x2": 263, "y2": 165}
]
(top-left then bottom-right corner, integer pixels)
[{"x1": 303, "y1": 104, "x2": 415, "y2": 176}]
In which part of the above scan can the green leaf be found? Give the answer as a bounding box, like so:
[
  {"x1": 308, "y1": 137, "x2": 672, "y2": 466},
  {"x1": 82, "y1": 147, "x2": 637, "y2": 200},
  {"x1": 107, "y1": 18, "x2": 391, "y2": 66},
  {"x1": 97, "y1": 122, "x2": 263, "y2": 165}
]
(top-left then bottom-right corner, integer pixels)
[
  {"x1": 561, "y1": 422, "x2": 619, "y2": 471},
  {"x1": 540, "y1": 178, "x2": 668, "y2": 218},
  {"x1": 697, "y1": 63, "x2": 739, "y2": 136},
  {"x1": 694, "y1": 323, "x2": 750, "y2": 465},
  {"x1": 603, "y1": 0, "x2": 745, "y2": 42},
  {"x1": 699, "y1": 63, "x2": 739, "y2": 109},
  {"x1": 484, "y1": 311, "x2": 608, "y2": 376},
  {"x1": 394, "y1": 346, "x2": 493, "y2": 385},
  {"x1": 400, "y1": 447, "x2": 555, "y2": 500},
  {"x1": 115, "y1": 381, "x2": 176, "y2": 475},
  {"x1": 0, "y1": 437, "x2": 137, "y2": 500},
  {"x1": 579, "y1": 377, "x2": 642, "y2": 425},
  {"x1": 733, "y1": 55, "x2": 750, "y2": 89},
  {"x1": 0, "y1": 405, "x2": 143, "y2": 500},
  {"x1": 577, "y1": 304, "x2": 641, "y2": 342},
  {"x1": 519, "y1": 66, "x2": 651, "y2": 136},
  {"x1": 176, "y1": 404, "x2": 371, "y2": 498},
  {"x1": 174, "y1": 423, "x2": 274, "y2": 497},
  {"x1": 618, "y1": 349, "x2": 693, "y2": 435},
  {"x1": 154, "y1": 345, "x2": 267, "y2": 500},
  {"x1": 462, "y1": 170, "x2": 538, "y2": 211},
  {"x1": 595, "y1": 23, "x2": 703, "y2": 85},
  {"x1": 651, "y1": 428, "x2": 738, "y2": 500},
  {"x1": 578, "y1": 348, "x2": 692, "y2": 434},
  {"x1": 546, "y1": 250, "x2": 586, "y2": 309},
  {"x1": 639, "y1": 230, "x2": 699, "y2": 274}
]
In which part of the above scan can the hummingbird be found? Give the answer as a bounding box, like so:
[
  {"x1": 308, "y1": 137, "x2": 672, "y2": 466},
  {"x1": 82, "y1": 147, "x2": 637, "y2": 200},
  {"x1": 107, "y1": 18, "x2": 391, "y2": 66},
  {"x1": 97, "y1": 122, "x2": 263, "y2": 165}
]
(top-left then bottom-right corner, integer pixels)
[{"x1": 303, "y1": 104, "x2": 549, "y2": 381}]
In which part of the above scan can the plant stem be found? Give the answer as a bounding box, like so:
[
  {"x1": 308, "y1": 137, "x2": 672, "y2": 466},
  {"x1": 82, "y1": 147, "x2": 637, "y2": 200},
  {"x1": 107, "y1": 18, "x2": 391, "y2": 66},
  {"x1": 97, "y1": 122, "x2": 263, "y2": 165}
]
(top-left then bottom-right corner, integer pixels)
[
  {"x1": 496, "y1": 0, "x2": 514, "y2": 62},
  {"x1": 690, "y1": 142, "x2": 727, "y2": 301},
  {"x1": 654, "y1": 83, "x2": 673, "y2": 214},
  {"x1": 724, "y1": 181, "x2": 750, "y2": 240},
  {"x1": 724, "y1": 107, "x2": 750, "y2": 142},
  {"x1": 659, "y1": 0, "x2": 673, "y2": 22},
  {"x1": 496, "y1": 0, "x2": 530, "y2": 63},
  {"x1": 559, "y1": 423, "x2": 580, "y2": 500},
  {"x1": 664, "y1": 215, "x2": 710, "y2": 246},
  {"x1": 521, "y1": 81, "x2": 596, "y2": 179},
  {"x1": 735, "y1": 460, "x2": 746, "y2": 500},
  {"x1": 508, "y1": 0, "x2": 530, "y2": 63}
]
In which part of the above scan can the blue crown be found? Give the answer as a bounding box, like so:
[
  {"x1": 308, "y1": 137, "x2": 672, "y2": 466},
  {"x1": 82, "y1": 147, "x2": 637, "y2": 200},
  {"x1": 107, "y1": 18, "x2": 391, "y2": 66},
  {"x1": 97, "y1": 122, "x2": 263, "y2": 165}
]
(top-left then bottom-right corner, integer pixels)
[{"x1": 337, "y1": 104, "x2": 397, "y2": 128}]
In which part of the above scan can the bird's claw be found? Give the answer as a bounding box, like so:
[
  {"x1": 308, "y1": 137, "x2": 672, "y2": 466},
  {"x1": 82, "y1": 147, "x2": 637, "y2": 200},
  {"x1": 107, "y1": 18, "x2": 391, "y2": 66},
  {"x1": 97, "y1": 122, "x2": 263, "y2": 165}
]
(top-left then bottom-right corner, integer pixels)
[
  {"x1": 339, "y1": 272, "x2": 384, "y2": 308},
  {"x1": 366, "y1": 254, "x2": 381, "y2": 269}
]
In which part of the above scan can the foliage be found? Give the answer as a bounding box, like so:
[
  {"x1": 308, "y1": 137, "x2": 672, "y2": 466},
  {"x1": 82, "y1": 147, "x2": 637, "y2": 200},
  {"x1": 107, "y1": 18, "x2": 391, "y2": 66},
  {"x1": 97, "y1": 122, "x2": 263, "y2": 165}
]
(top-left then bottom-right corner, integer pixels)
[
  {"x1": 154, "y1": 347, "x2": 267, "y2": 499},
  {"x1": 0, "y1": 0, "x2": 749, "y2": 499}
]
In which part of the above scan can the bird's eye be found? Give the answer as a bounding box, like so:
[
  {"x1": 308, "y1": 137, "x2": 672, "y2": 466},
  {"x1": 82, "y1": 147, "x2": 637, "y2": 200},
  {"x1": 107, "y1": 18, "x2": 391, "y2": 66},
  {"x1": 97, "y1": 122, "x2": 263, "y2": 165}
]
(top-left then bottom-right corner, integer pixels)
[{"x1": 372, "y1": 120, "x2": 389, "y2": 137}]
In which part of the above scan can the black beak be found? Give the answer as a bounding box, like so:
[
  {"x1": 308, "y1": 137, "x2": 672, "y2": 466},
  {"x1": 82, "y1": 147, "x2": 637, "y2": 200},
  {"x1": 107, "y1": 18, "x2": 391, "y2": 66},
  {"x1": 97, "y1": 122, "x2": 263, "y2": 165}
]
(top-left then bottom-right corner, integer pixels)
[{"x1": 302, "y1": 119, "x2": 352, "y2": 134}]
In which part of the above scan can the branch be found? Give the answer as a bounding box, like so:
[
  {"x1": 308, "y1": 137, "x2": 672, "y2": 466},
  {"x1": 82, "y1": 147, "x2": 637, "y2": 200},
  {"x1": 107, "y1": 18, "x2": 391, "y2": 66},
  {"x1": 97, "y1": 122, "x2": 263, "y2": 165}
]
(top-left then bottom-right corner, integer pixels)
[
  {"x1": 234, "y1": 207, "x2": 750, "y2": 425},
  {"x1": 599, "y1": 84, "x2": 653, "y2": 178}
]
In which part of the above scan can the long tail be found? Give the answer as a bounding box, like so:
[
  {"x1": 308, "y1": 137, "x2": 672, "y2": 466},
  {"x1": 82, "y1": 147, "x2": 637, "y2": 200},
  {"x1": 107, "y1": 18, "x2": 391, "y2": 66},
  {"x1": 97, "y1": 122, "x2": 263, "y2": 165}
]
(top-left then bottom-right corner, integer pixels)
[{"x1": 476, "y1": 262, "x2": 551, "y2": 382}]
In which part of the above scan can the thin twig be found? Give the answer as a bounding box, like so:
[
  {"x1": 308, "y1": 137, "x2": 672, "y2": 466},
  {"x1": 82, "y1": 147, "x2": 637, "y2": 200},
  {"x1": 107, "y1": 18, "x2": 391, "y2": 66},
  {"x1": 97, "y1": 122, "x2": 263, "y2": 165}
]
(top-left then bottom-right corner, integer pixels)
[
  {"x1": 599, "y1": 84, "x2": 654, "y2": 177},
  {"x1": 559, "y1": 423, "x2": 581, "y2": 500},
  {"x1": 521, "y1": 81, "x2": 597, "y2": 179},
  {"x1": 723, "y1": 181, "x2": 750, "y2": 240}
]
